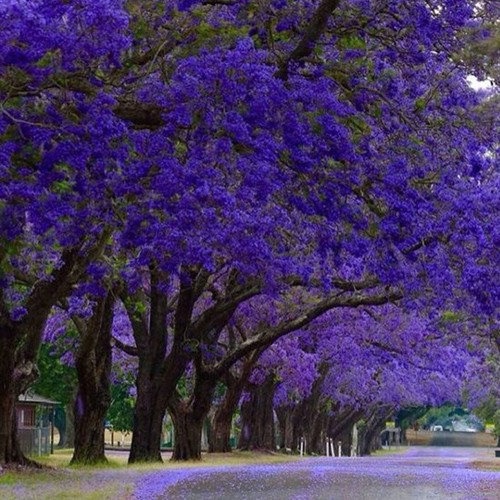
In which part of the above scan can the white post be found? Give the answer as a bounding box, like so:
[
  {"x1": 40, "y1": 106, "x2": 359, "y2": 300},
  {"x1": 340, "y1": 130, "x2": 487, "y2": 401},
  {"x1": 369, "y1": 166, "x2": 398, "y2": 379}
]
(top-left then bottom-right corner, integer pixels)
[
  {"x1": 300, "y1": 437, "x2": 304, "y2": 456},
  {"x1": 338, "y1": 441, "x2": 342, "y2": 457},
  {"x1": 326, "y1": 438, "x2": 329, "y2": 456},
  {"x1": 330, "y1": 438, "x2": 334, "y2": 457},
  {"x1": 351, "y1": 423, "x2": 358, "y2": 457}
]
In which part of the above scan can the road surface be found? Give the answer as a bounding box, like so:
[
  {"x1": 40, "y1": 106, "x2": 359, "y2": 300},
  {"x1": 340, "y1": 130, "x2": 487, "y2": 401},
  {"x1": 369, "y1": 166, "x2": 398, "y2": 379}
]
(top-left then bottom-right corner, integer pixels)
[{"x1": 136, "y1": 446, "x2": 500, "y2": 499}]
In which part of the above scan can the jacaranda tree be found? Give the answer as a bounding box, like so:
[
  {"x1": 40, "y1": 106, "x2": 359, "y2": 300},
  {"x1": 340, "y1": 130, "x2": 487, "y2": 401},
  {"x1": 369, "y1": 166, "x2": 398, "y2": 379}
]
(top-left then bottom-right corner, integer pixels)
[{"x1": 1, "y1": 0, "x2": 498, "y2": 465}]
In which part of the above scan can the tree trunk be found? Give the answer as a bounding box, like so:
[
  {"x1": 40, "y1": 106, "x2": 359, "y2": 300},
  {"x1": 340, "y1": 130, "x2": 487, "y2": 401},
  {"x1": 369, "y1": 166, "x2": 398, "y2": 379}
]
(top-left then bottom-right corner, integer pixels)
[
  {"x1": 238, "y1": 376, "x2": 276, "y2": 451},
  {"x1": 0, "y1": 337, "x2": 40, "y2": 466},
  {"x1": 71, "y1": 391, "x2": 108, "y2": 464},
  {"x1": 358, "y1": 406, "x2": 394, "y2": 456},
  {"x1": 209, "y1": 406, "x2": 234, "y2": 453},
  {"x1": 208, "y1": 368, "x2": 252, "y2": 453},
  {"x1": 128, "y1": 377, "x2": 168, "y2": 463},
  {"x1": 169, "y1": 406, "x2": 205, "y2": 461},
  {"x1": 169, "y1": 375, "x2": 218, "y2": 461},
  {"x1": 70, "y1": 292, "x2": 115, "y2": 465},
  {"x1": 276, "y1": 405, "x2": 295, "y2": 451},
  {"x1": 0, "y1": 384, "x2": 24, "y2": 465}
]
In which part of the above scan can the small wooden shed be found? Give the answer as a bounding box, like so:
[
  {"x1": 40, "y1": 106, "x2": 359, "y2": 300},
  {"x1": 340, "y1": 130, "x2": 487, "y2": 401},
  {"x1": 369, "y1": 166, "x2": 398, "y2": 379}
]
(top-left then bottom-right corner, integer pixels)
[{"x1": 17, "y1": 392, "x2": 60, "y2": 456}]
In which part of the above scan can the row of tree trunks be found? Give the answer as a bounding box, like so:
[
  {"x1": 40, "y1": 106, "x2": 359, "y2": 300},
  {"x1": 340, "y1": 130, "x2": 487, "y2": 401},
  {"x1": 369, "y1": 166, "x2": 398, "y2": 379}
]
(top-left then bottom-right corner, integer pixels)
[
  {"x1": 358, "y1": 406, "x2": 395, "y2": 456},
  {"x1": 238, "y1": 376, "x2": 277, "y2": 451}
]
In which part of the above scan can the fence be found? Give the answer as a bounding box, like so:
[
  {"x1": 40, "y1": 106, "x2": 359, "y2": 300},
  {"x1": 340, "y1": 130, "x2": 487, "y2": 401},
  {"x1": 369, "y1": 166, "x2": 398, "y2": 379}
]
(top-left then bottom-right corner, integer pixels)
[{"x1": 18, "y1": 426, "x2": 52, "y2": 456}]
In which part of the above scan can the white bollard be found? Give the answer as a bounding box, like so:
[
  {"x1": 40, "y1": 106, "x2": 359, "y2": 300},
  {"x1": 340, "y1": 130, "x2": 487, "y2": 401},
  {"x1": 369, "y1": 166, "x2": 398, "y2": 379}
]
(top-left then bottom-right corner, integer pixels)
[
  {"x1": 338, "y1": 441, "x2": 342, "y2": 457},
  {"x1": 330, "y1": 438, "x2": 334, "y2": 457},
  {"x1": 326, "y1": 439, "x2": 329, "y2": 456},
  {"x1": 300, "y1": 437, "x2": 304, "y2": 457}
]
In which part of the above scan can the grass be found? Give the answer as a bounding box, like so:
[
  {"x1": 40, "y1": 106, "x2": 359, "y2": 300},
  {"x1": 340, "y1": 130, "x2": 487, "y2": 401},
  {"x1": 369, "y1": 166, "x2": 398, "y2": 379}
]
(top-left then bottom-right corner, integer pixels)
[
  {"x1": 373, "y1": 446, "x2": 408, "y2": 456},
  {"x1": 0, "y1": 472, "x2": 18, "y2": 485},
  {"x1": 34, "y1": 448, "x2": 299, "y2": 469}
]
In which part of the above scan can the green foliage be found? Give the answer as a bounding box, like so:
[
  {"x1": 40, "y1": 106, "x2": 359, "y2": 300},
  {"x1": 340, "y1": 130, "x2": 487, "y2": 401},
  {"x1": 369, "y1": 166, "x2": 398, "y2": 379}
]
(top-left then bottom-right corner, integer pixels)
[
  {"x1": 338, "y1": 34, "x2": 366, "y2": 50},
  {"x1": 395, "y1": 406, "x2": 429, "y2": 430},
  {"x1": 417, "y1": 404, "x2": 461, "y2": 429},
  {"x1": 107, "y1": 380, "x2": 135, "y2": 432},
  {"x1": 440, "y1": 311, "x2": 462, "y2": 323},
  {"x1": 474, "y1": 397, "x2": 500, "y2": 437},
  {"x1": 32, "y1": 343, "x2": 77, "y2": 406}
]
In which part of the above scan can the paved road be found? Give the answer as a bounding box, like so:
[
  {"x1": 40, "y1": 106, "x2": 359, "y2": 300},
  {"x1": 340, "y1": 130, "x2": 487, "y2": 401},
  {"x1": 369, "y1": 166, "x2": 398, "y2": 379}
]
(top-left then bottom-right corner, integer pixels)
[{"x1": 139, "y1": 447, "x2": 500, "y2": 500}]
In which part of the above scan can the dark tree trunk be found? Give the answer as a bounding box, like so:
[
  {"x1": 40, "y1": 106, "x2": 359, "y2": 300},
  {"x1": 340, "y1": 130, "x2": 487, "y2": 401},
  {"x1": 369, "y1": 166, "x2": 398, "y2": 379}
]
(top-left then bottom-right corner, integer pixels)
[
  {"x1": 169, "y1": 375, "x2": 217, "y2": 461},
  {"x1": 327, "y1": 407, "x2": 364, "y2": 446},
  {"x1": 71, "y1": 292, "x2": 116, "y2": 465},
  {"x1": 238, "y1": 376, "x2": 276, "y2": 451},
  {"x1": 309, "y1": 411, "x2": 327, "y2": 454},
  {"x1": 169, "y1": 406, "x2": 204, "y2": 461},
  {"x1": 208, "y1": 364, "x2": 255, "y2": 453},
  {"x1": 71, "y1": 391, "x2": 108, "y2": 464},
  {"x1": 209, "y1": 405, "x2": 234, "y2": 453},
  {"x1": 283, "y1": 364, "x2": 330, "y2": 455},
  {"x1": 358, "y1": 406, "x2": 394, "y2": 456},
  {"x1": 128, "y1": 376, "x2": 168, "y2": 463},
  {"x1": 276, "y1": 405, "x2": 295, "y2": 451},
  {"x1": 0, "y1": 336, "x2": 40, "y2": 466},
  {"x1": 0, "y1": 381, "x2": 24, "y2": 465}
]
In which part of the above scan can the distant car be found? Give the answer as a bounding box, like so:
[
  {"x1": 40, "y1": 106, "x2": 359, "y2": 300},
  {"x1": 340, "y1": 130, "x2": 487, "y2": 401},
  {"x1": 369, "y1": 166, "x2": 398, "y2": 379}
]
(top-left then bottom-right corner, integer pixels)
[{"x1": 431, "y1": 425, "x2": 443, "y2": 432}]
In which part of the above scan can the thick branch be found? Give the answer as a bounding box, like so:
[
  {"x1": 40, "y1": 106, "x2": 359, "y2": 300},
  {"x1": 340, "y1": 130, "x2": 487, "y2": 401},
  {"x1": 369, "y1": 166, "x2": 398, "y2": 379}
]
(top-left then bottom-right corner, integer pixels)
[
  {"x1": 285, "y1": 275, "x2": 379, "y2": 291},
  {"x1": 276, "y1": 0, "x2": 342, "y2": 80},
  {"x1": 213, "y1": 288, "x2": 402, "y2": 376},
  {"x1": 113, "y1": 336, "x2": 139, "y2": 357}
]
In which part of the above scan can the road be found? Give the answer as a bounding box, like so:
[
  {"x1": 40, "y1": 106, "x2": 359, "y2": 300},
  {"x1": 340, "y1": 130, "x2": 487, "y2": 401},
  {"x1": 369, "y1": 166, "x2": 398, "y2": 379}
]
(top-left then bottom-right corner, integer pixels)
[{"x1": 139, "y1": 446, "x2": 500, "y2": 500}]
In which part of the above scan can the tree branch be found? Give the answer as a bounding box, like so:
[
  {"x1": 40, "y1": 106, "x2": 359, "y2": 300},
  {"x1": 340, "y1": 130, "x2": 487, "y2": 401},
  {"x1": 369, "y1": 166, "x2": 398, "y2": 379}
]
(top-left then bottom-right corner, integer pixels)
[
  {"x1": 276, "y1": 0, "x2": 342, "y2": 80},
  {"x1": 213, "y1": 288, "x2": 403, "y2": 377},
  {"x1": 113, "y1": 336, "x2": 139, "y2": 357}
]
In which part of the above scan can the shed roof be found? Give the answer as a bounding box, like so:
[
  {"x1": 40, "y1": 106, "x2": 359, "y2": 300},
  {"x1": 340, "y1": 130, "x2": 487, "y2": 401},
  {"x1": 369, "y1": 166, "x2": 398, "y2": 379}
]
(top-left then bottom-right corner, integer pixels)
[{"x1": 17, "y1": 392, "x2": 60, "y2": 406}]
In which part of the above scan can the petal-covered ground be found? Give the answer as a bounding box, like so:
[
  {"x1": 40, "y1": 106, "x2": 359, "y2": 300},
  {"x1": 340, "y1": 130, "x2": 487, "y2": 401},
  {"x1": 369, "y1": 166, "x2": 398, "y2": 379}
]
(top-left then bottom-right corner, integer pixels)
[
  {"x1": 0, "y1": 447, "x2": 498, "y2": 499},
  {"x1": 148, "y1": 447, "x2": 500, "y2": 500}
]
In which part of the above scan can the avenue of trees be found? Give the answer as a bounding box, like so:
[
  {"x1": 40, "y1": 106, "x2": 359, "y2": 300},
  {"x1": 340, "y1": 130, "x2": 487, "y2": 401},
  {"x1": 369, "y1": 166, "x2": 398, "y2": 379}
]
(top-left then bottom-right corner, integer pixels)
[{"x1": 1, "y1": 0, "x2": 499, "y2": 466}]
